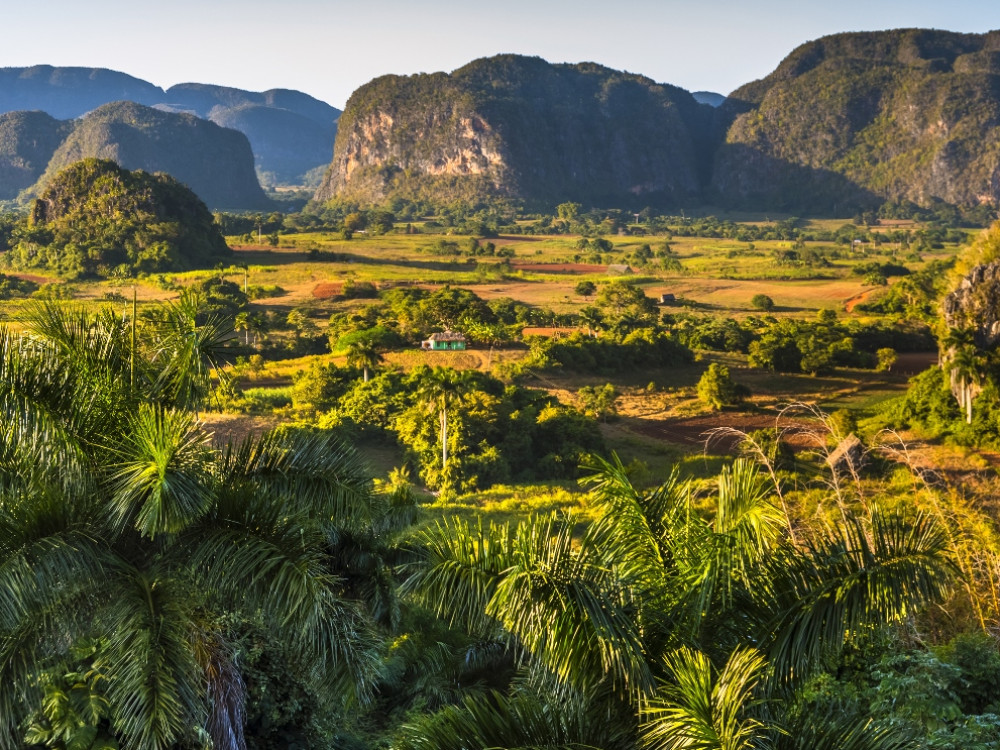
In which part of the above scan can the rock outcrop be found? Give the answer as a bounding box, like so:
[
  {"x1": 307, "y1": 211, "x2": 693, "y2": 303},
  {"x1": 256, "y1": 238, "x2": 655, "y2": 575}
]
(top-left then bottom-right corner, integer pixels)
[
  {"x1": 316, "y1": 55, "x2": 713, "y2": 208},
  {"x1": 942, "y1": 261, "x2": 1000, "y2": 347}
]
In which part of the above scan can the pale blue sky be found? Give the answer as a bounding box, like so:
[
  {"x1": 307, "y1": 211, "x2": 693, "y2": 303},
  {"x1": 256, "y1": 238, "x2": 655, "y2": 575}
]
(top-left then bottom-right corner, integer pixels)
[{"x1": 6, "y1": 0, "x2": 1000, "y2": 108}]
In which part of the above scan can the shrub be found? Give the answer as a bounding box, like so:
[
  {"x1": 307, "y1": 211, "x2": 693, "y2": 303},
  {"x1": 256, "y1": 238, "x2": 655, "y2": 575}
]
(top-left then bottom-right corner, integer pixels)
[{"x1": 697, "y1": 363, "x2": 744, "y2": 410}]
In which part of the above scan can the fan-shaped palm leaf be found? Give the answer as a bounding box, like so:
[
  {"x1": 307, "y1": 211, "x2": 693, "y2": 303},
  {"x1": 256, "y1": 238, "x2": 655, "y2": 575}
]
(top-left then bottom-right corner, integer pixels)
[{"x1": 108, "y1": 405, "x2": 214, "y2": 538}]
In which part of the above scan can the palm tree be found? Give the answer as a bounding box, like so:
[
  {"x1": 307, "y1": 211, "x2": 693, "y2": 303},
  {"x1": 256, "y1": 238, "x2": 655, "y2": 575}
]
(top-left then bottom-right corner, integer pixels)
[
  {"x1": 945, "y1": 344, "x2": 985, "y2": 424},
  {"x1": 345, "y1": 338, "x2": 384, "y2": 382},
  {"x1": 578, "y1": 305, "x2": 604, "y2": 338},
  {"x1": 401, "y1": 451, "x2": 957, "y2": 747},
  {"x1": 0, "y1": 309, "x2": 393, "y2": 749},
  {"x1": 144, "y1": 290, "x2": 236, "y2": 413},
  {"x1": 415, "y1": 367, "x2": 473, "y2": 474},
  {"x1": 235, "y1": 310, "x2": 250, "y2": 345}
]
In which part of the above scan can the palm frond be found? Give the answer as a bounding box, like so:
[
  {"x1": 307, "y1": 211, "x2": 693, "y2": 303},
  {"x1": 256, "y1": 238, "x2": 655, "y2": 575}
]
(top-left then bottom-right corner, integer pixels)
[
  {"x1": 763, "y1": 507, "x2": 956, "y2": 681},
  {"x1": 107, "y1": 405, "x2": 215, "y2": 538},
  {"x1": 393, "y1": 690, "x2": 623, "y2": 750},
  {"x1": 640, "y1": 646, "x2": 769, "y2": 750},
  {"x1": 771, "y1": 706, "x2": 917, "y2": 750},
  {"x1": 487, "y1": 514, "x2": 651, "y2": 696},
  {"x1": 99, "y1": 569, "x2": 205, "y2": 750},
  {"x1": 581, "y1": 454, "x2": 688, "y2": 598},
  {"x1": 217, "y1": 429, "x2": 376, "y2": 527},
  {"x1": 146, "y1": 292, "x2": 235, "y2": 411},
  {"x1": 400, "y1": 516, "x2": 515, "y2": 635}
]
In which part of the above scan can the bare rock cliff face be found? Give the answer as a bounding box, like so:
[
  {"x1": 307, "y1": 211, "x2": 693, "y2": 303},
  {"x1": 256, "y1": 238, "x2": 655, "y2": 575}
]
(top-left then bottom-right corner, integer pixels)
[
  {"x1": 319, "y1": 92, "x2": 509, "y2": 203},
  {"x1": 315, "y1": 56, "x2": 712, "y2": 207},
  {"x1": 942, "y1": 261, "x2": 1000, "y2": 347}
]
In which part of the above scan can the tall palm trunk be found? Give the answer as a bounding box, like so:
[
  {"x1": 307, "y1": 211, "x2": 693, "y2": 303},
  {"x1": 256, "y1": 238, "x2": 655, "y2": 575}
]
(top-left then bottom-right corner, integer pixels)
[{"x1": 441, "y1": 405, "x2": 448, "y2": 469}]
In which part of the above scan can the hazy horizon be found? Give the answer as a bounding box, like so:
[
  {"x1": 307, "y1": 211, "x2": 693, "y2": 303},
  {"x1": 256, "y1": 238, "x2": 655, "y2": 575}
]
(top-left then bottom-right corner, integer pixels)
[{"x1": 5, "y1": 0, "x2": 1000, "y2": 109}]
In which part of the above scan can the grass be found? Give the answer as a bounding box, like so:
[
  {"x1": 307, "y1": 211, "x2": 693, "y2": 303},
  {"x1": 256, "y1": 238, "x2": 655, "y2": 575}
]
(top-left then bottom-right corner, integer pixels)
[{"x1": 419, "y1": 482, "x2": 594, "y2": 527}]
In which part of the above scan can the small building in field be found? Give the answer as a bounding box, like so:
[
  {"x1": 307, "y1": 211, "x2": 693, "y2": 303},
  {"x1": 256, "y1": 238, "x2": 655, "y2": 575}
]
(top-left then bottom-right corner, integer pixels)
[
  {"x1": 422, "y1": 331, "x2": 467, "y2": 351},
  {"x1": 606, "y1": 263, "x2": 634, "y2": 275},
  {"x1": 659, "y1": 293, "x2": 676, "y2": 304}
]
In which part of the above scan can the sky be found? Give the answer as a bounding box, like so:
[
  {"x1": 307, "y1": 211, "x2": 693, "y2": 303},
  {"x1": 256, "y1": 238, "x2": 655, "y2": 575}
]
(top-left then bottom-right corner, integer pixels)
[{"x1": 5, "y1": 0, "x2": 1000, "y2": 109}]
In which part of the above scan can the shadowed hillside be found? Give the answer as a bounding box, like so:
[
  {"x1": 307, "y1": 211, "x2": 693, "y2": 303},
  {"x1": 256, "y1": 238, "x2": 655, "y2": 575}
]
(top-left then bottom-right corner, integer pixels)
[
  {"x1": 711, "y1": 28, "x2": 1000, "y2": 211},
  {"x1": 31, "y1": 101, "x2": 271, "y2": 209}
]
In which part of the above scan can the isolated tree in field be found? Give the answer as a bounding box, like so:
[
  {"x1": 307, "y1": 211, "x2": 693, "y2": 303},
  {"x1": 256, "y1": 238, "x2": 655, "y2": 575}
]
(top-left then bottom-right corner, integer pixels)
[
  {"x1": 575, "y1": 280, "x2": 597, "y2": 298},
  {"x1": 751, "y1": 293, "x2": 775, "y2": 311},
  {"x1": 876, "y1": 347, "x2": 897, "y2": 372},
  {"x1": 698, "y1": 362, "x2": 741, "y2": 410},
  {"x1": 577, "y1": 383, "x2": 619, "y2": 421}
]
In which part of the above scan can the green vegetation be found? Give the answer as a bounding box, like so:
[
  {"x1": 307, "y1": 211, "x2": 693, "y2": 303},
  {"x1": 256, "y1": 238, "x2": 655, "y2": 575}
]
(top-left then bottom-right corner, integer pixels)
[
  {"x1": 716, "y1": 29, "x2": 1000, "y2": 216},
  {"x1": 697, "y1": 362, "x2": 747, "y2": 409},
  {"x1": 0, "y1": 300, "x2": 404, "y2": 747},
  {"x1": 5, "y1": 171, "x2": 1000, "y2": 748},
  {"x1": 33, "y1": 101, "x2": 270, "y2": 210},
  {"x1": 319, "y1": 54, "x2": 710, "y2": 209},
  {"x1": 3, "y1": 159, "x2": 230, "y2": 278}
]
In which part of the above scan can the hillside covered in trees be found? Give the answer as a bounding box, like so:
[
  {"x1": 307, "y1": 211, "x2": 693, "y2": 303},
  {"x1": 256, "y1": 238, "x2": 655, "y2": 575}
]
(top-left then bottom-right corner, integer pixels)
[
  {"x1": 7, "y1": 158, "x2": 230, "y2": 276},
  {"x1": 315, "y1": 55, "x2": 713, "y2": 208},
  {"x1": 314, "y1": 29, "x2": 1000, "y2": 217},
  {"x1": 711, "y1": 28, "x2": 1000, "y2": 212},
  {"x1": 30, "y1": 102, "x2": 271, "y2": 210}
]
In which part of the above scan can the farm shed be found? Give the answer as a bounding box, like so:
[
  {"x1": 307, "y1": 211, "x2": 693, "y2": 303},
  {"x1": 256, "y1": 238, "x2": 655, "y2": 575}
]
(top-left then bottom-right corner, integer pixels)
[{"x1": 421, "y1": 331, "x2": 467, "y2": 351}]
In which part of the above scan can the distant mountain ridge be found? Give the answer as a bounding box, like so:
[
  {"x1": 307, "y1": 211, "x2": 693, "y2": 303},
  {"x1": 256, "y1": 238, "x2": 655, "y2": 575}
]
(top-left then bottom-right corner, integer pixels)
[
  {"x1": 7, "y1": 31, "x2": 1000, "y2": 217},
  {"x1": 0, "y1": 101, "x2": 270, "y2": 209},
  {"x1": 316, "y1": 30, "x2": 1000, "y2": 214},
  {"x1": 0, "y1": 65, "x2": 341, "y2": 186},
  {"x1": 35, "y1": 102, "x2": 271, "y2": 209}
]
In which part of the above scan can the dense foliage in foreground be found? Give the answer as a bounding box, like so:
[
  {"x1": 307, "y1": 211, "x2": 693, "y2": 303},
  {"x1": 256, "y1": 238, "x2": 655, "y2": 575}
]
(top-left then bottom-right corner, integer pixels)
[{"x1": 0, "y1": 300, "x2": 407, "y2": 748}]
